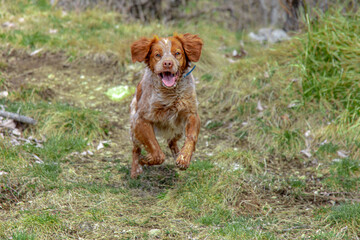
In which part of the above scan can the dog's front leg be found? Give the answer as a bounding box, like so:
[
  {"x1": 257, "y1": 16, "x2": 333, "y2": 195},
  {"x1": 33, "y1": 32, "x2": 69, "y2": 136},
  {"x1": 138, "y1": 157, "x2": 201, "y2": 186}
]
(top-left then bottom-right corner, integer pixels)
[
  {"x1": 133, "y1": 118, "x2": 165, "y2": 166},
  {"x1": 176, "y1": 113, "x2": 200, "y2": 169}
]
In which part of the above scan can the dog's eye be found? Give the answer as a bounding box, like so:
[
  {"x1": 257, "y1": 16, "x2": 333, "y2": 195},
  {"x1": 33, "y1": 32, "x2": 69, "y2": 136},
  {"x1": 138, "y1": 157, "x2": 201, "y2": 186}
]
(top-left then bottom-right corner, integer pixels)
[
  {"x1": 175, "y1": 52, "x2": 181, "y2": 56},
  {"x1": 156, "y1": 53, "x2": 161, "y2": 58}
]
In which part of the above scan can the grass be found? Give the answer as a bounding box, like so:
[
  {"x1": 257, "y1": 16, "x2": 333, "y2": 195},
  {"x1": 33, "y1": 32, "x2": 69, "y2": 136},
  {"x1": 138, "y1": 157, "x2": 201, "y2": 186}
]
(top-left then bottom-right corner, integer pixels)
[
  {"x1": 300, "y1": 9, "x2": 360, "y2": 118},
  {"x1": 0, "y1": 0, "x2": 359, "y2": 239},
  {"x1": 316, "y1": 203, "x2": 360, "y2": 237}
]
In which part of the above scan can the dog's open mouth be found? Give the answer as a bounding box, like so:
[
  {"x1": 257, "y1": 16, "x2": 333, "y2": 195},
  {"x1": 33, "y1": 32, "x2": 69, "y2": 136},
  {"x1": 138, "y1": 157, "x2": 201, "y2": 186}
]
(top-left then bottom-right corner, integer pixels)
[{"x1": 159, "y1": 71, "x2": 179, "y2": 88}]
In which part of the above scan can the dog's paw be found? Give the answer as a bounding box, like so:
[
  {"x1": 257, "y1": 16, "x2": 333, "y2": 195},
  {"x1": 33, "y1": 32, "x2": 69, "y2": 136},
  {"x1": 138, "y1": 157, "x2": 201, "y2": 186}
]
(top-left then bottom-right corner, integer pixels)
[
  {"x1": 176, "y1": 153, "x2": 191, "y2": 170},
  {"x1": 141, "y1": 151, "x2": 165, "y2": 166},
  {"x1": 130, "y1": 164, "x2": 143, "y2": 179}
]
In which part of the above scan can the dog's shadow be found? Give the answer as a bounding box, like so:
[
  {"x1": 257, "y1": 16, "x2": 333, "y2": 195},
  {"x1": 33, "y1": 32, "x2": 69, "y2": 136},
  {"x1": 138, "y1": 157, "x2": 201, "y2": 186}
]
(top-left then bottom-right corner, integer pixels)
[{"x1": 122, "y1": 164, "x2": 179, "y2": 194}]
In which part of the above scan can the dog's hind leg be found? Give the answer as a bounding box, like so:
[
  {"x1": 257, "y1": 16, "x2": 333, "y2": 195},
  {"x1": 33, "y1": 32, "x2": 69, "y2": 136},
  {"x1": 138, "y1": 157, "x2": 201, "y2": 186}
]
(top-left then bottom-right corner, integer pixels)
[
  {"x1": 168, "y1": 133, "x2": 182, "y2": 159},
  {"x1": 131, "y1": 145, "x2": 143, "y2": 178}
]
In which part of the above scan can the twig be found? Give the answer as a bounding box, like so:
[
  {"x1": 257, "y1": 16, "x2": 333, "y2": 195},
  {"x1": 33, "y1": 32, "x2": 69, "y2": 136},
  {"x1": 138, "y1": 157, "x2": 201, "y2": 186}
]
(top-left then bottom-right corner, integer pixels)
[{"x1": 0, "y1": 110, "x2": 37, "y2": 125}]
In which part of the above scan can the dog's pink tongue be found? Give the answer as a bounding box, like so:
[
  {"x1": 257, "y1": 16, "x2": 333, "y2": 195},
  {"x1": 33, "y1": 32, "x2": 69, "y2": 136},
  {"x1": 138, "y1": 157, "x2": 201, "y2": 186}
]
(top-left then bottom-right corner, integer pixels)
[{"x1": 162, "y1": 74, "x2": 176, "y2": 87}]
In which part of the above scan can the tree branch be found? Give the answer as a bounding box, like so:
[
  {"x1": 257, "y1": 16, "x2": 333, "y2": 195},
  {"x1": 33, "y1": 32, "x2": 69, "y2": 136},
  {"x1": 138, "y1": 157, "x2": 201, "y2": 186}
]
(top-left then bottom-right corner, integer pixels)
[{"x1": 0, "y1": 111, "x2": 37, "y2": 125}]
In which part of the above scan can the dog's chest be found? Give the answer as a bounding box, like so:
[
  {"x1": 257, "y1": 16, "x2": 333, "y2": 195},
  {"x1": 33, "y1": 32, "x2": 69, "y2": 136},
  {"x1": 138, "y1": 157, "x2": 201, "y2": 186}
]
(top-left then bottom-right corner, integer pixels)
[
  {"x1": 148, "y1": 96, "x2": 192, "y2": 137},
  {"x1": 151, "y1": 97, "x2": 188, "y2": 124}
]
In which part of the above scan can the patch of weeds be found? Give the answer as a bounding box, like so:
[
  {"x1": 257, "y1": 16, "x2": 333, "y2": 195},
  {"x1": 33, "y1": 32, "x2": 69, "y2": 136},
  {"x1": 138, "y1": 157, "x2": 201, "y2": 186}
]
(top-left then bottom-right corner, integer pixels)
[
  {"x1": 311, "y1": 231, "x2": 340, "y2": 240},
  {"x1": 1, "y1": 97, "x2": 104, "y2": 140},
  {"x1": 327, "y1": 203, "x2": 360, "y2": 228},
  {"x1": 235, "y1": 130, "x2": 248, "y2": 140},
  {"x1": 163, "y1": 160, "x2": 221, "y2": 217},
  {"x1": 197, "y1": 206, "x2": 232, "y2": 226},
  {"x1": 26, "y1": 135, "x2": 87, "y2": 162},
  {"x1": 205, "y1": 120, "x2": 223, "y2": 130},
  {"x1": 255, "y1": 117, "x2": 271, "y2": 134},
  {"x1": 34, "y1": 0, "x2": 52, "y2": 11},
  {"x1": 116, "y1": 165, "x2": 130, "y2": 174},
  {"x1": 9, "y1": 86, "x2": 55, "y2": 102},
  {"x1": 201, "y1": 73, "x2": 214, "y2": 82},
  {"x1": 188, "y1": 159, "x2": 214, "y2": 171},
  {"x1": 216, "y1": 149, "x2": 261, "y2": 174},
  {"x1": 21, "y1": 135, "x2": 87, "y2": 182},
  {"x1": 317, "y1": 142, "x2": 339, "y2": 154},
  {"x1": 38, "y1": 104, "x2": 104, "y2": 139},
  {"x1": 22, "y1": 211, "x2": 61, "y2": 230},
  {"x1": 287, "y1": 177, "x2": 306, "y2": 189},
  {"x1": 214, "y1": 217, "x2": 275, "y2": 239},
  {"x1": 300, "y1": 9, "x2": 360, "y2": 119},
  {"x1": 32, "y1": 161, "x2": 61, "y2": 182},
  {"x1": 317, "y1": 203, "x2": 360, "y2": 236},
  {"x1": 11, "y1": 230, "x2": 36, "y2": 240},
  {"x1": 271, "y1": 128, "x2": 303, "y2": 154},
  {"x1": 20, "y1": 32, "x2": 50, "y2": 49},
  {"x1": 88, "y1": 208, "x2": 107, "y2": 222},
  {"x1": 324, "y1": 158, "x2": 360, "y2": 190},
  {"x1": 156, "y1": 191, "x2": 167, "y2": 200},
  {"x1": 237, "y1": 102, "x2": 257, "y2": 116}
]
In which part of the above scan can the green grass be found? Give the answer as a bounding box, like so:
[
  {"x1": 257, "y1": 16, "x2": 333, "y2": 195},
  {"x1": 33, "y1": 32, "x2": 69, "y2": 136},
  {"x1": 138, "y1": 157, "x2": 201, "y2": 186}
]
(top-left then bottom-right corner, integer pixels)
[
  {"x1": 300, "y1": 9, "x2": 360, "y2": 119},
  {"x1": 214, "y1": 217, "x2": 276, "y2": 240},
  {"x1": 22, "y1": 211, "x2": 61, "y2": 229},
  {"x1": 11, "y1": 230, "x2": 36, "y2": 240},
  {"x1": 316, "y1": 203, "x2": 360, "y2": 237},
  {"x1": 325, "y1": 158, "x2": 360, "y2": 190}
]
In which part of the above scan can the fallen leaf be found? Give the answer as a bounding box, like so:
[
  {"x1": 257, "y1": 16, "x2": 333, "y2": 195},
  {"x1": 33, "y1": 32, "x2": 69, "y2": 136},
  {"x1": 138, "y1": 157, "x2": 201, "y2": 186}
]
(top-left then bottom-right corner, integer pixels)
[
  {"x1": 300, "y1": 149, "x2": 312, "y2": 158},
  {"x1": 257, "y1": 100, "x2": 264, "y2": 111},
  {"x1": 49, "y1": 29, "x2": 58, "y2": 34},
  {"x1": 337, "y1": 150, "x2": 349, "y2": 158},
  {"x1": 97, "y1": 142, "x2": 104, "y2": 150},
  {"x1": 30, "y1": 48, "x2": 43, "y2": 56}
]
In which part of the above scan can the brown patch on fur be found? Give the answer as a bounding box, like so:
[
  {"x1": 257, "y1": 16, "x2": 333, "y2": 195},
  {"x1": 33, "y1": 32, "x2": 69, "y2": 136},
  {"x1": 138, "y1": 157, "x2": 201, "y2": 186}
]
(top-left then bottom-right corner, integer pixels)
[
  {"x1": 136, "y1": 81, "x2": 142, "y2": 103},
  {"x1": 147, "y1": 43, "x2": 163, "y2": 72},
  {"x1": 130, "y1": 37, "x2": 158, "y2": 63},
  {"x1": 169, "y1": 37, "x2": 188, "y2": 73},
  {"x1": 175, "y1": 33, "x2": 203, "y2": 62}
]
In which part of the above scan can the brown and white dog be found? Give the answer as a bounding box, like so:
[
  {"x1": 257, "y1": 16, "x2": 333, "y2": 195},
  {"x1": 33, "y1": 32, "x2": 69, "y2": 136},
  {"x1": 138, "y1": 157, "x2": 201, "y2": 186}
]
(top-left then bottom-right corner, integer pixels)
[{"x1": 129, "y1": 33, "x2": 203, "y2": 178}]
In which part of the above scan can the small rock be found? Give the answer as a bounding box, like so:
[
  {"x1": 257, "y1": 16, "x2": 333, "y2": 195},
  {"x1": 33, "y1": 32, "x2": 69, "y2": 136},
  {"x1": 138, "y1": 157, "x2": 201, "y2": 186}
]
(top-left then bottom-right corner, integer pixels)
[
  {"x1": 148, "y1": 229, "x2": 161, "y2": 237},
  {"x1": 249, "y1": 28, "x2": 290, "y2": 44},
  {"x1": 12, "y1": 128, "x2": 21, "y2": 136}
]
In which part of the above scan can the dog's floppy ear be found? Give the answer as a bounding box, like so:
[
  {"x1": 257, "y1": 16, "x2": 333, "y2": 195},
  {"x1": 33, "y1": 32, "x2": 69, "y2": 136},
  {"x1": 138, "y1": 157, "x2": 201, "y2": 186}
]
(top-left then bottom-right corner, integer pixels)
[
  {"x1": 175, "y1": 33, "x2": 203, "y2": 62},
  {"x1": 131, "y1": 36, "x2": 157, "y2": 63}
]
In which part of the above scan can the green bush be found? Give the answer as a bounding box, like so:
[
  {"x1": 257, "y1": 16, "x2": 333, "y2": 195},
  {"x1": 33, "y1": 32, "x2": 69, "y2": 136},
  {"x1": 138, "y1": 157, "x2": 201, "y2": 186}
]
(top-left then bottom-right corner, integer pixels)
[{"x1": 300, "y1": 8, "x2": 360, "y2": 119}]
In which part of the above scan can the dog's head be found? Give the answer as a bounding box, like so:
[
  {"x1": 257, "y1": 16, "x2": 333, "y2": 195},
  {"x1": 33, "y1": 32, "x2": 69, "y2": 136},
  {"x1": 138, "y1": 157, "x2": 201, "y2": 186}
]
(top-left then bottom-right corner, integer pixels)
[{"x1": 131, "y1": 33, "x2": 203, "y2": 88}]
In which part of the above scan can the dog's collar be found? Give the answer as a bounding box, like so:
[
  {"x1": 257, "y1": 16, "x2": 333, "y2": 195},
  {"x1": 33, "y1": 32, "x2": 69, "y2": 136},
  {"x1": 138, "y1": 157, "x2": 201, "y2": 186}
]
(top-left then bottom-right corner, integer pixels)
[{"x1": 183, "y1": 65, "x2": 196, "y2": 79}]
